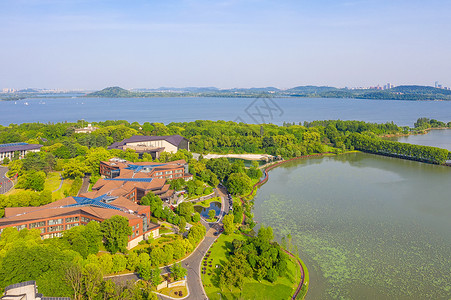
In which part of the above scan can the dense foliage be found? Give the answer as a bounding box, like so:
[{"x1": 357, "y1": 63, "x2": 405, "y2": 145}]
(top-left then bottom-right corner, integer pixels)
[
  {"x1": 346, "y1": 133, "x2": 450, "y2": 164},
  {"x1": 218, "y1": 226, "x2": 290, "y2": 290}
]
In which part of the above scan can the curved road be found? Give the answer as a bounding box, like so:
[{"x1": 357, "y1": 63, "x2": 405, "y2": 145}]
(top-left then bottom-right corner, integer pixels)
[{"x1": 108, "y1": 186, "x2": 230, "y2": 300}]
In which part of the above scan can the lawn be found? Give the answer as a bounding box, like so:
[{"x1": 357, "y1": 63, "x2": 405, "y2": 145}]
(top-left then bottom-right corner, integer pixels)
[
  {"x1": 158, "y1": 286, "x2": 188, "y2": 298},
  {"x1": 203, "y1": 233, "x2": 302, "y2": 300},
  {"x1": 43, "y1": 171, "x2": 74, "y2": 200},
  {"x1": 5, "y1": 171, "x2": 73, "y2": 200}
]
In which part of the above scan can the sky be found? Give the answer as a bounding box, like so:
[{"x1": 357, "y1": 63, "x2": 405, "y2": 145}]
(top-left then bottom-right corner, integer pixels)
[{"x1": 0, "y1": 0, "x2": 450, "y2": 90}]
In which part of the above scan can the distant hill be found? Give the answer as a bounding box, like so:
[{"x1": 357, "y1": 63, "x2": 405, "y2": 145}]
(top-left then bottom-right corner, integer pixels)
[
  {"x1": 390, "y1": 85, "x2": 451, "y2": 96},
  {"x1": 87, "y1": 86, "x2": 137, "y2": 98},
  {"x1": 84, "y1": 85, "x2": 451, "y2": 101}
]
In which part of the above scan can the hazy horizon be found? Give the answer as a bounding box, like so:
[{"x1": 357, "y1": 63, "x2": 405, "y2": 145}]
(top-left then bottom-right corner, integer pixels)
[{"x1": 1, "y1": 0, "x2": 450, "y2": 90}]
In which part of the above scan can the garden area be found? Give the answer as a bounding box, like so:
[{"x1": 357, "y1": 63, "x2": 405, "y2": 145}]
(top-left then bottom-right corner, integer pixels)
[{"x1": 202, "y1": 232, "x2": 302, "y2": 300}]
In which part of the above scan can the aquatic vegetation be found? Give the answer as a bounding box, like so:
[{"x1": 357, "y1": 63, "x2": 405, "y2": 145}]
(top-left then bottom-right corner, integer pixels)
[{"x1": 254, "y1": 154, "x2": 451, "y2": 299}]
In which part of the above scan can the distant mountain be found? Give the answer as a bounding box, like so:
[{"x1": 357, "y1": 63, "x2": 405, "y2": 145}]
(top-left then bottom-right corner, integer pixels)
[
  {"x1": 87, "y1": 86, "x2": 137, "y2": 98},
  {"x1": 389, "y1": 85, "x2": 451, "y2": 96},
  {"x1": 84, "y1": 85, "x2": 451, "y2": 101},
  {"x1": 286, "y1": 85, "x2": 337, "y2": 92}
]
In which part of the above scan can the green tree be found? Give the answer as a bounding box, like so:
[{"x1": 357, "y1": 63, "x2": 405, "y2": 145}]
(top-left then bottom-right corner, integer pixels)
[
  {"x1": 112, "y1": 254, "x2": 127, "y2": 273},
  {"x1": 222, "y1": 214, "x2": 235, "y2": 235},
  {"x1": 150, "y1": 267, "x2": 162, "y2": 287},
  {"x1": 101, "y1": 216, "x2": 132, "y2": 254},
  {"x1": 226, "y1": 172, "x2": 252, "y2": 195},
  {"x1": 171, "y1": 262, "x2": 187, "y2": 281},
  {"x1": 208, "y1": 209, "x2": 216, "y2": 220},
  {"x1": 177, "y1": 202, "x2": 194, "y2": 220}
]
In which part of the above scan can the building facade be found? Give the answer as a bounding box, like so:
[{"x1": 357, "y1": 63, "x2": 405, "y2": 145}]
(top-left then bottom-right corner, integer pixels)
[
  {"x1": 0, "y1": 142, "x2": 42, "y2": 161},
  {"x1": 0, "y1": 195, "x2": 160, "y2": 249},
  {"x1": 108, "y1": 135, "x2": 189, "y2": 159}
]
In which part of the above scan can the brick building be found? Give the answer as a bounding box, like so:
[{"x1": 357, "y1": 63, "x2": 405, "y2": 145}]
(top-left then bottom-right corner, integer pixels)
[{"x1": 0, "y1": 195, "x2": 159, "y2": 249}]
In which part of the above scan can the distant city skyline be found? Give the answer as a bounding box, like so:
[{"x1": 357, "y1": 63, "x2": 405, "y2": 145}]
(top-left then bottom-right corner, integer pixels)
[{"x1": 1, "y1": 0, "x2": 450, "y2": 90}]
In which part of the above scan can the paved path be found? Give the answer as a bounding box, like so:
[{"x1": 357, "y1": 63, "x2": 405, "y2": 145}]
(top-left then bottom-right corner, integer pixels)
[
  {"x1": 78, "y1": 176, "x2": 90, "y2": 196},
  {"x1": 52, "y1": 174, "x2": 64, "y2": 193},
  {"x1": 0, "y1": 166, "x2": 14, "y2": 194},
  {"x1": 107, "y1": 188, "x2": 230, "y2": 300}
]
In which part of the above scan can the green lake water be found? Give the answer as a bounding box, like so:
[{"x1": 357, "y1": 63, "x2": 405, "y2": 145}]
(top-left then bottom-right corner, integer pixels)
[{"x1": 253, "y1": 153, "x2": 451, "y2": 299}]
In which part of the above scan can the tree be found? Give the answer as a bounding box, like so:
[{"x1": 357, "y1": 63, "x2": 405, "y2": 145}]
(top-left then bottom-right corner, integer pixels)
[
  {"x1": 177, "y1": 202, "x2": 194, "y2": 220},
  {"x1": 150, "y1": 267, "x2": 162, "y2": 287},
  {"x1": 62, "y1": 159, "x2": 88, "y2": 179},
  {"x1": 187, "y1": 223, "x2": 206, "y2": 245},
  {"x1": 65, "y1": 264, "x2": 84, "y2": 300},
  {"x1": 112, "y1": 254, "x2": 127, "y2": 273},
  {"x1": 208, "y1": 209, "x2": 216, "y2": 220},
  {"x1": 192, "y1": 212, "x2": 201, "y2": 223},
  {"x1": 206, "y1": 157, "x2": 231, "y2": 181},
  {"x1": 101, "y1": 216, "x2": 132, "y2": 254},
  {"x1": 179, "y1": 216, "x2": 187, "y2": 233},
  {"x1": 83, "y1": 263, "x2": 103, "y2": 300},
  {"x1": 138, "y1": 259, "x2": 152, "y2": 281},
  {"x1": 222, "y1": 214, "x2": 235, "y2": 235},
  {"x1": 171, "y1": 263, "x2": 187, "y2": 281},
  {"x1": 226, "y1": 172, "x2": 252, "y2": 195},
  {"x1": 16, "y1": 170, "x2": 46, "y2": 191}
]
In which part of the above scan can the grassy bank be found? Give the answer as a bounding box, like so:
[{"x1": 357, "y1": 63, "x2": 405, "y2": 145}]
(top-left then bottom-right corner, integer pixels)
[{"x1": 194, "y1": 197, "x2": 221, "y2": 208}]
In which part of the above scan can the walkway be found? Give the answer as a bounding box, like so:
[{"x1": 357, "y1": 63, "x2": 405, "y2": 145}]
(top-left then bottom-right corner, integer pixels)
[
  {"x1": 77, "y1": 175, "x2": 90, "y2": 196},
  {"x1": 107, "y1": 189, "x2": 228, "y2": 300},
  {"x1": 52, "y1": 174, "x2": 64, "y2": 193}
]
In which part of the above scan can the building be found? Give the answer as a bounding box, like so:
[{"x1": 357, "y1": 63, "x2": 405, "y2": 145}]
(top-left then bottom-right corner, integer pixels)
[
  {"x1": 108, "y1": 135, "x2": 189, "y2": 159},
  {"x1": 0, "y1": 195, "x2": 160, "y2": 249},
  {"x1": 100, "y1": 158, "x2": 192, "y2": 180},
  {"x1": 0, "y1": 143, "x2": 42, "y2": 161},
  {"x1": 74, "y1": 123, "x2": 98, "y2": 134},
  {"x1": 81, "y1": 176, "x2": 176, "y2": 203},
  {"x1": 1, "y1": 281, "x2": 70, "y2": 300}
]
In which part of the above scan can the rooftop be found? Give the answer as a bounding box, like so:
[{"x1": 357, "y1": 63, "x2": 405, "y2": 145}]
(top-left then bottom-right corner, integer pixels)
[{"x1": 0, "y1": 142, "x2": 43, "y2": 153}]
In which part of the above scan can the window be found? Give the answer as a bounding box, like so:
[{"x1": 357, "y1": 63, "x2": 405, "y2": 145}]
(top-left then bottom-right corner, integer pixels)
[
  {"x1": 165, "y1": 171, "x2": 172, "y2": 174},
  {"x1": 15, "y1": 224, "x2": 27, "y2": 231},
  {"x1": 81, "y1": 217, "x2": 90, "y2": 223},
  {"x1": 29, "y1": 221, "x2": 46, "y2": 228},
  {"x1": 48, "y1": 225, "x2": 63, "y2": 232},
  {"x1": 66, "y1": 223, "x2": 79, "y2": 230},
  {"x1": 66, "y1": 217, "x2": 79, "y2": 223},
  {"x1": 40, "y1": 228, "x2": 46, "y2": 234},
  {"x1": 48, "y1": 218, "x2": 63, "y2": 225}
]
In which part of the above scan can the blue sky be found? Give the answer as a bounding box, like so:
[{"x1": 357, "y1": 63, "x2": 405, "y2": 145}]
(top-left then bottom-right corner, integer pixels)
[{"x1": 0, "y1": 0, "x2": 450, "y2": 89}]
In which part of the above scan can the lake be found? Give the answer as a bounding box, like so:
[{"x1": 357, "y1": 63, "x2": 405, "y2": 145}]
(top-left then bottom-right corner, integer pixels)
[
  {"x1": 392, "y1": 129, "x2": 451, "y2": 151},
  {"x1": 1, "y1": 96, "x2": 451, "y2": 126},
  {"x1": 253, "y1": 153, "x2": 451, "y2": 299}
]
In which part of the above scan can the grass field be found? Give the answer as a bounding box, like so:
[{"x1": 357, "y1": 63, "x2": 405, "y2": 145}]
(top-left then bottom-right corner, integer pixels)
[
  {"x1": 158, "y1": 286, "x2": 188, "y2": 298},
  {"x1": 5, "y1": 171, "x2": 73, "y2": 200},
  {"x1": 203, "y1": 233, "x2": 301, "y2": 300},
  {"x1": 43, "y1": 171, "x2": 74, "y2": 199}
]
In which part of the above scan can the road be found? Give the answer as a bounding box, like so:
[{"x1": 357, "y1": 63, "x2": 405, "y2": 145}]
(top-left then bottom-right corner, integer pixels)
[
  {"x1": 108, "y1": 186, "x2": 231, "y2": 299},
  {"x1": 0, "y1": 166, "x2": 14, "y2": 194}
]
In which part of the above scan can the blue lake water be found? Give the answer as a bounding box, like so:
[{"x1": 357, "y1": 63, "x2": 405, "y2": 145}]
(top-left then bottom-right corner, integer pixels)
[{"x1": 1, "y1": 97, "x2": 451, "y2": 126}]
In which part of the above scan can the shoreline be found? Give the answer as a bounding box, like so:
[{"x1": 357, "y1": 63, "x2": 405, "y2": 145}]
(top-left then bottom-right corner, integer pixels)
[
  {"x1": 239, "y1": 152, "x2": 337, "y2": 299},
  {"x1": 381, "y1": 126, "x2": 451, "y2": 138}
]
